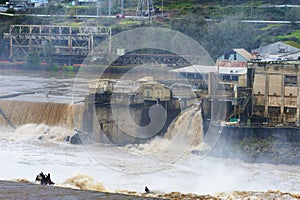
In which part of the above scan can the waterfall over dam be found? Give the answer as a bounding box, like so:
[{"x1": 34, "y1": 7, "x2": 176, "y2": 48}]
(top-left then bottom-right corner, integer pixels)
[
  {"x1": 164, "y1": 106, "x2": 203, "y2": 146},
  {"x1": 0, "y1": 98, "x2": 204, "y2": 149},
  {"x1": 0, "y1": 100, "x2": 84, "y2": 129}
]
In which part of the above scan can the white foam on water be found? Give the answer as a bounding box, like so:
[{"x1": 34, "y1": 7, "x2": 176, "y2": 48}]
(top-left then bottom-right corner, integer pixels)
[
  {"x1": 60, "y1": 173, "x2": 106, "y2": 192},
  {"x1": 0, "y1": 124, "x2": 73, "y2": 143},
  {"x1": 0, "y1": 123, "x2": 300, "y2": 196},
  {"x1": 0, "y1": 100, "x2": 298, "y2": 196}
]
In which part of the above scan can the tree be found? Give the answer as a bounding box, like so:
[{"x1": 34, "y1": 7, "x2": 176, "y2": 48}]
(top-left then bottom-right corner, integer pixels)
[
  {"x1": 170, "y1": 13, "x2": 207, "y2": 42},
  {"x1": 200, "y1": 19, "x2": 259, "y2": 60},
  {"x1": 286, "y1": 8, "x2": 300, "y2": 24},
  {"x1": 26, "y1": 49, "x2": 41, "y2": 70}
]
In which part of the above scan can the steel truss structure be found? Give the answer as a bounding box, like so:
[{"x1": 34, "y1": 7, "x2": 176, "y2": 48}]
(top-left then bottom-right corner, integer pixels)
[
  {"x1": 114, "y1": 53, "x2": 200, "y2": 67},
  {"x1": 4, "y1": 25, "x2": 111, "y2": 61}
]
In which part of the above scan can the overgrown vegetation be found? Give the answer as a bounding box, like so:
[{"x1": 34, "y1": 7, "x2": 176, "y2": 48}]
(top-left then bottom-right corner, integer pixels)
[
  {"x1": 25, "y1": 50, "x2": 41, "y2": 70},
  {"x1": 0, "y1": 0, "x2": 300, "y2": 67}
]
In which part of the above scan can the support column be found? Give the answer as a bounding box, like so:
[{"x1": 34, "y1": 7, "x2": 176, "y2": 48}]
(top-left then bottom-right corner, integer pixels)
[
  {"x1": 29, "y1": 26, "x2": 32, "y2": 52},
  {"x1": 9, "y1": 36, "x2": 13, "y2": 58},
  {"x1": 264, "y1": 71, "x2": 269, "y2": 118},
  {"x1": 280, "y1": 72, "x2": 285, "y2": 123},
  {"x1": 297, "y1": 67, "x2": 300, "y2": 126},
  {"x1": 83, "y1": 94, "x2": 94, "y2": 133}
]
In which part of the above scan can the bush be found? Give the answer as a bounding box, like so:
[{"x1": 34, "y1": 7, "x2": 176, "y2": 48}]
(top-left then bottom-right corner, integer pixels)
[
  {"x1": 62, "y1": 65, "x2": 74, "y2": 73},
  {"x1": 25, "y1": 50, "x2": 41, "y2": 70}
]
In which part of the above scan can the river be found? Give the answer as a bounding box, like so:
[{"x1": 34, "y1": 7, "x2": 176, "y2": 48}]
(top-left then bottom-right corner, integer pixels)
[{"x1": 0, "y1": 69, "x2": 299, "y2": 198}]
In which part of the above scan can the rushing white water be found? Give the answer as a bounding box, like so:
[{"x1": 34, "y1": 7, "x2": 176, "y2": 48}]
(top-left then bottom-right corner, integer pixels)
[
  {"x1": 1, "y1": 123, "x2": 300, "y2": 196},
  {"x1": 0, "y1": 70, "x2": 299, "y2": 197}
]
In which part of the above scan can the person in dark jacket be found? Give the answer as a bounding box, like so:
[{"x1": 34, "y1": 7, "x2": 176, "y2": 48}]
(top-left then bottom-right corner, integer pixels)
[{"x1": 35, "y1": 172, "x2": 54, "y2": 185}]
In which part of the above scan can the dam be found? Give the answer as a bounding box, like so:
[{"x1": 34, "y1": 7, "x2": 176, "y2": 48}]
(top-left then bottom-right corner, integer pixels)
[
  {"x1": 0, "y1": 69, "x2": 299, "y2": 200},
  {"x1": 1, "y1": 60, "x2": 300, "y2": 147},
  {"x1": 83, "y1": 76, "x2": 199, "y2": 145},
  {"x1": 80, "y1": 60, "x2": 300, "y2": 146},
  {"x1": 0, "y1": 69, "x2": 203, "y2": 147}
]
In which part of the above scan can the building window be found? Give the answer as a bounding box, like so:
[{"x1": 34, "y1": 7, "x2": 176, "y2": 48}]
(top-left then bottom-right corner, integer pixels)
[
  {"x1": 284, "y1": 107, "x2": 297, "y2": 114},
  {"x1": 278, "y1": 48, "x2": 286, "y2": 53},
  {"x1": 284, "y1": 75, "x2": 297, "y2": 86},
  {"x1": 222, "y1": 74, "x2": 238, "y2": 81}
]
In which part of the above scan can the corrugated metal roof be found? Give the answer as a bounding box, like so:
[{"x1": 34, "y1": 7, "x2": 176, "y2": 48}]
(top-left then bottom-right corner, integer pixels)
[
  {"x1": 280, "y1": 51, "x2": 300, "y2": 60},
  {"x1": 170, "y1": 65, "x2": 217, "y2": 74},
  {"x1": 170, "y1": 65, "x2": 247, "y2": 75},
  {"x1": 252, "y1": 41, "x2": 300, "y2": 54},
  {"x1": 233, "y1": 48, "x2": 252, "y2": 61}
]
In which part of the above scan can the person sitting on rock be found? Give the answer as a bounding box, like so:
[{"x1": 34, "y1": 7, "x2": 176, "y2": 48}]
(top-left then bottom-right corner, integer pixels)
[
  {"x1": 145, "y1": 186, "x2": 150, "y2": 193},
  {"x1": 46, "y1": 173, "x2": 54, "y2": 185},
  {"x1": 35, "y1": 172, "x2": 54, "y2": 185}
]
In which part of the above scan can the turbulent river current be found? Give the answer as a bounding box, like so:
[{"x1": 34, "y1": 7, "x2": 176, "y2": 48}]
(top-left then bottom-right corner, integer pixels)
[{"x1": 0, "y1": 70, "x2": 299, "y2": 199}]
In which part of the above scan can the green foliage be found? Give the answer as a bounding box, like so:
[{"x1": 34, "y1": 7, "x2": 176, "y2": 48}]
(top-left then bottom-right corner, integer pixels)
[
  {"x1": 48, "y1": 4, "x2": 67, "y2": 15},
  {"x1": 286, "y1": 8, "x2": 300, "y2": 22},
  {"x1": 260, "y1": 24, "x2": 281, "y2": 31},
  {"x1": 1, "y1": 0, "x2": 300, "y2": 65},
  {"x1": 257, "y1": 24, "x2": 299, "y2": 45},
  {"x1": 170, "y1": 13, "x2": 260, "y2": 60},
  {"x1": 48, "y1": 65, "x2": 75, "y2": 73},
  {"x1": 6, "y1": 8, "x2": 16, "y2": 14},
  {"x1": 62, "y1": 65, "x2": 74, "y2": 73},
  {"x1": 284, "y1": 40, "x2": 300, "y2": 49},
  {"x1": 25, "y1": 50, "x2": 41, "y2": 70},
  {"x1": 170, "y1": 13, "x2": 206, "y2": 41},
  {"x1": 52, "y1": 65, "x2": 60, "y2": 72},
  {"x1": 201, "y1": 19, "x2": 260, "y2": 60},
  {"x1": 278, "y1": 30, "x2": 300, "y2": 43},
  {"x1": 42, "y1": 42, "x2": 55, "y2": 69}
]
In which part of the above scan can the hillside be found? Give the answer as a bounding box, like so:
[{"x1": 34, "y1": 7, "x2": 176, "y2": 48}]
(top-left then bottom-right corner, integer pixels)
[{"x1": 0, "y1": 0, "x2": 300, "y2": 62}]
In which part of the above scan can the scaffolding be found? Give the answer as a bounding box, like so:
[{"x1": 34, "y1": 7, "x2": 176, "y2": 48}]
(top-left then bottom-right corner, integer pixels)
[{"x1": 4, "y1": 25, "x2": 111, "y2": 61}]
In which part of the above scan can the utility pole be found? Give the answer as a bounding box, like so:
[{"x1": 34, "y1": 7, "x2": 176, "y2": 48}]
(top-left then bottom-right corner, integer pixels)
[
  {"x1": 147, "y1": 0, "x2": 150, "y2": 21},
  {"x1": 161, "y1": 0, "x2": 163, "y2": 17},
  {"x1": 97, "y1": 0, "x2": 102, "y2": 17},
  {"x1": 250, "y1": 1, "x2": 253, "y2": 18},
  {"x1": 108, "y1": 0, "x2": 112, "y2": 17},
  {"x1": 75, "y1": 0, "x2": 78, "y2": 19},
  {"x1": 121, "y1": 0, "x2": 124, "y2": 18}
]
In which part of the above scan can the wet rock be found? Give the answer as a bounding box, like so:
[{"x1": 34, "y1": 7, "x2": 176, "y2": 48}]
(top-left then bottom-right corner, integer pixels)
[
  {"x1": 65, "y1": 135, "x2": 70, "y2": 142},
  {"x1": 0, "y1": 181, "x2": 161, "y2": 199},
  {"x1": 70, "y1": 133, "x2": 82, "y2": 144}
]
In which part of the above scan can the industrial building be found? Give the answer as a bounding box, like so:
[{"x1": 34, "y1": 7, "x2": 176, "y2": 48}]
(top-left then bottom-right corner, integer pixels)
[
  {"x1": 170, "y1": 60, "x2": 300, "y2": 128},
  {"x1": 250, "y1": 61, "x2": 300, "y2": 127}
]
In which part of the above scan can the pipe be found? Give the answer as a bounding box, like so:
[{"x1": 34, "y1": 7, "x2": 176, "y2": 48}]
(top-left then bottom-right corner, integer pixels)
[{"x1": 0, "y1": 108, "x2": 16, "y2": 129}]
